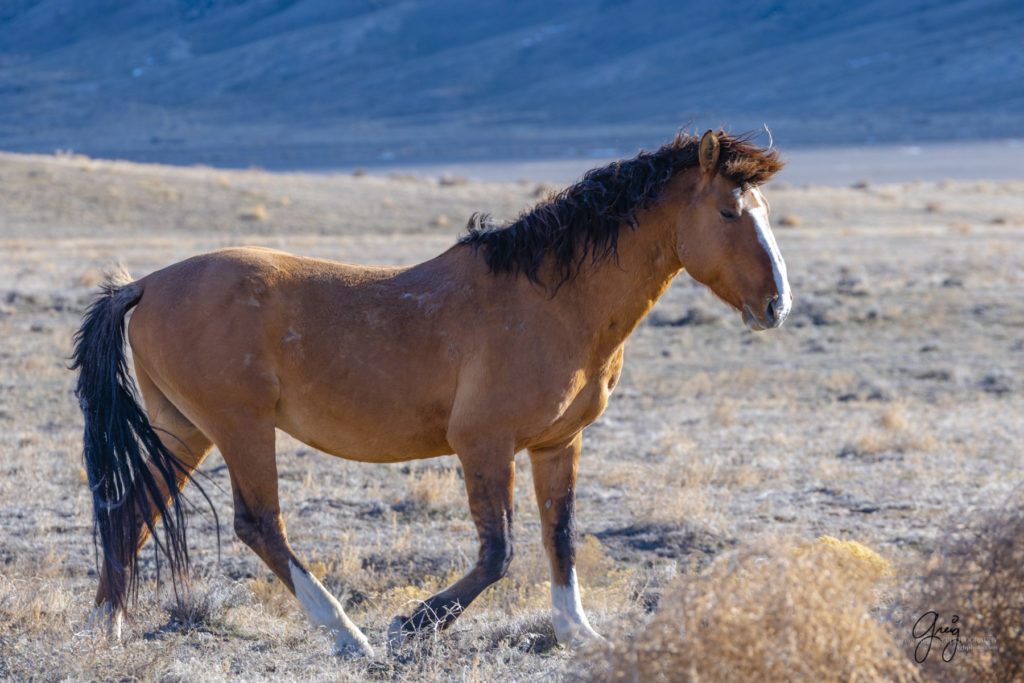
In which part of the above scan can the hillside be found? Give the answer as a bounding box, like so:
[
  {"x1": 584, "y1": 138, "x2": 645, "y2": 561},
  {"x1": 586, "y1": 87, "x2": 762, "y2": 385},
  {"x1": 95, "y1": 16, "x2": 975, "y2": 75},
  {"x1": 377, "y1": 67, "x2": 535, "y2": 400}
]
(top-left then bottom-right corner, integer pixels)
[{"x1": 1, "y1": 0, "x2": 1022, "y2": 167}]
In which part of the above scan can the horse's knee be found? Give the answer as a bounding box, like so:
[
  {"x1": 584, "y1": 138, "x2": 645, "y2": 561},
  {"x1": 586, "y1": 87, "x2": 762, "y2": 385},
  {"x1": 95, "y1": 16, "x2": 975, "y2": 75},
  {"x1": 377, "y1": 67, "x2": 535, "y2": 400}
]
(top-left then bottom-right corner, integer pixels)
[{"x1": 479, "y1": 535, "x2": 513, "y2": 582}]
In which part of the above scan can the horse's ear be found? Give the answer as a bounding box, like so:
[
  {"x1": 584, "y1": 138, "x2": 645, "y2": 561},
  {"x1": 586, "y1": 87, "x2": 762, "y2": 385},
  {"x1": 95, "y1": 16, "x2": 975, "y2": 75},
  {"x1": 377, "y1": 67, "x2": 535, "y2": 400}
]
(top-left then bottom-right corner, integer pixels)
[{"x1": 699, "y1": 129, "x2": 720, "y2": 177}]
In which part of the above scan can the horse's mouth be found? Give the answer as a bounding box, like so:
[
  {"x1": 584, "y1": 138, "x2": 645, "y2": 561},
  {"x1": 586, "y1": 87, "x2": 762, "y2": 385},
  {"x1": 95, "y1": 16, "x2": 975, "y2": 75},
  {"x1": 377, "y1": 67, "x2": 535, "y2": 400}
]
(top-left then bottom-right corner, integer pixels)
[
  {"x1": 743, "y1": 305, "x2": 768, "y2": 331},
  {"x1": 743, "y1": 302, "x2": 788, "y2": 331}
]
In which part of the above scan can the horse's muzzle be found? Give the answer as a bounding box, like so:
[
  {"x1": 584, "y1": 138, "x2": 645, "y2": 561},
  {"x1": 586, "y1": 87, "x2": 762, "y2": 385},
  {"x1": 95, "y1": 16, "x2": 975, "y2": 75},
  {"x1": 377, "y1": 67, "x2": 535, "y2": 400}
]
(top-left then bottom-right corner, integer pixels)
[{"x1": 745, "y1": 295, "x2": 790, "y2": 331}]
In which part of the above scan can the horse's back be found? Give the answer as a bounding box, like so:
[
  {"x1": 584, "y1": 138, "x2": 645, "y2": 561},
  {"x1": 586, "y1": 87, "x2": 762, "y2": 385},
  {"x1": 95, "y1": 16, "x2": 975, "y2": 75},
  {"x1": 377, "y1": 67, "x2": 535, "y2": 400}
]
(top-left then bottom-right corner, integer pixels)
[{"x1": 127, "y1": 246, "x2": 460, "y2": 462}]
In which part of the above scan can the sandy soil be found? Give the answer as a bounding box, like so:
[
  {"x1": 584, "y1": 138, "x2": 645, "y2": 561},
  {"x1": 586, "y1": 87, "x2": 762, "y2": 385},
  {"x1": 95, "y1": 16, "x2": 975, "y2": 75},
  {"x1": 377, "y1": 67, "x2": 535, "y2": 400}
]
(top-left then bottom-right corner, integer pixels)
[{"x1": 0, "y1": 149, "x2": 1022, "y2": 679}]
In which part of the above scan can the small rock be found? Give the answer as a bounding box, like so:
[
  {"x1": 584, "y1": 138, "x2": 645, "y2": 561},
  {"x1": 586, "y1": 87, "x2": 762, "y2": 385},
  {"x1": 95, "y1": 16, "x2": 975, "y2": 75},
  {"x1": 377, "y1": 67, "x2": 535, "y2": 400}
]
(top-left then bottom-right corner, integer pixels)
[
  {"x1": 438, "y1": 173, "x2": 467, "y2": 187},
  {"x1": 980, "y1": 374, "x2": 1012, "y2": 396},
  {"x1": 238, "y1": 204, "x2": 268, "y2": 221}
]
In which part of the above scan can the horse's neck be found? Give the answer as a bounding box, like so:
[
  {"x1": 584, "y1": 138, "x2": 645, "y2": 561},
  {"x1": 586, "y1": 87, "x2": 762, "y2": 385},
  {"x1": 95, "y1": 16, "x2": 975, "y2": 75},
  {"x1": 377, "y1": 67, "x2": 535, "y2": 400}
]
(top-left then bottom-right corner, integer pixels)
[{"x1": 562, "y1": 208, "x2": 683, "y2": 356}]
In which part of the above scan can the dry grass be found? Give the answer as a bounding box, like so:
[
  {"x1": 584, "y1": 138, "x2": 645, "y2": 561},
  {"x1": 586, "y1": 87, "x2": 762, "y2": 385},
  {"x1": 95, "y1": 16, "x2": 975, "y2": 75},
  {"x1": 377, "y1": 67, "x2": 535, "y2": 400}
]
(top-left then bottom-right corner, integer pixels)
[
  {"x1": 582, "y1": 536, "x2": 917, "y2": 681},
  {"x1": 892, "y1": 498, "x2": 1024, "y2": 680},
  {"x1": 582, "y1": 500, "x2": 1024, "y2": 681},
  {"x1": 163, "y1": 579, "x2": 252, "y2": 634},
  {"x1": 1, "y1": 151, "x2": 1023, "y2": 679}
]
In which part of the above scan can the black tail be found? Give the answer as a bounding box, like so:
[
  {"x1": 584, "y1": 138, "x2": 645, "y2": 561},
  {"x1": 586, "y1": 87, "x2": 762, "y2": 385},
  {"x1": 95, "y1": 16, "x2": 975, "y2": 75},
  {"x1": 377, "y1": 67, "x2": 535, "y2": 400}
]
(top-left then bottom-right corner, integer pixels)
[{"x1": 71, "y1": 275, "x2": 198, "y2": 615}]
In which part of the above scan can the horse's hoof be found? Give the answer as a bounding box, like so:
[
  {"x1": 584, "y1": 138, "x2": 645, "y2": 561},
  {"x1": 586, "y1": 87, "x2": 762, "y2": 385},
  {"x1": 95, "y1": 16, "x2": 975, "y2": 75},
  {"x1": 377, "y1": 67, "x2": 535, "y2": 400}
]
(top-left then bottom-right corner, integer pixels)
[
  {"x1": 335, "y1": 636, "x2": 374, "y2": 660},
  {"x1": 86, "y1": 604, "x2": 123, "y2": 640},
  {"x1": 386, "y1": 615, "x2": 414, "y2": 653},
  {"x1": 554, "y1": 622, "x2": 605, "y2": 648}
]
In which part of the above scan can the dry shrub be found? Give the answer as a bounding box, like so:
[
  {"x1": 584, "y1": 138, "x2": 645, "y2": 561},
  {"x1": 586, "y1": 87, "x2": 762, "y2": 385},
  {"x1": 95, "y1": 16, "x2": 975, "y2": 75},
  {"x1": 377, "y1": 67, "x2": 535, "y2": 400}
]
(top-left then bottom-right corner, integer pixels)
[
  {"x1": 895, "y1": 500, "x2": 1024, "y2": 681},
  {"x1": 816, "y1": 535, "x2": 893, "y2": 577},
  {"x1": 840, "y1": 405, "x2": 937, "y2": 460},
  {"x1": 583, "y1": 537, "x2": 917, "y2": 681},
  {"x1": 475, "y1": 612, "x2": 558, "y2": 653},
  {"x1": 879, "y1": 403, "x2": 908, "y2": 432},
  {"x1": 777, "y1": 213, "x2": 803, "y2": 227},
  {"x1": 164, "y1": 579, "x2": 251, "y2": 633}
]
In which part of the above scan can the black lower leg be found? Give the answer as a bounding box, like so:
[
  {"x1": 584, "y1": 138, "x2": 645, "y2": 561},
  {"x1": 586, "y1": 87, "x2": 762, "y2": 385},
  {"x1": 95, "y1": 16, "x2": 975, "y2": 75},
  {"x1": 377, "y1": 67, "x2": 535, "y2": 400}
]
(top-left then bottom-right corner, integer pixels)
[{"x1": 398, "y1": 510, "x2": 512, "y2": 633}]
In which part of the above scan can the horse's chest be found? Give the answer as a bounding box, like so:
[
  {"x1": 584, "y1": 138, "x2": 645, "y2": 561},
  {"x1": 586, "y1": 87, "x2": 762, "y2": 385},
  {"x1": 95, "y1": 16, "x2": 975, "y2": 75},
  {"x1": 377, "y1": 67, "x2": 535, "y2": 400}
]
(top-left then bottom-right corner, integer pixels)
[
  {"x1": 539, "y1": 351, "x2": 624, "y2": 443},
  {"x1": 578, "y1": 354, "x2": 623, "y2": 420},
  {"x1": 566, "y1": 381, "x2": 610, "y2": 426}
]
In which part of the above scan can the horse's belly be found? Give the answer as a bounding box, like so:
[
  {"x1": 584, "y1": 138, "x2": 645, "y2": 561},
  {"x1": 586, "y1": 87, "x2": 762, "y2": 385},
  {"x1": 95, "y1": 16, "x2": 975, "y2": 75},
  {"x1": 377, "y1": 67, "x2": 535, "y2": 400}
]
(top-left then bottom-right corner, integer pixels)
[{"x1": 275, "y1": 393, "x2": 454, "y2": 463}]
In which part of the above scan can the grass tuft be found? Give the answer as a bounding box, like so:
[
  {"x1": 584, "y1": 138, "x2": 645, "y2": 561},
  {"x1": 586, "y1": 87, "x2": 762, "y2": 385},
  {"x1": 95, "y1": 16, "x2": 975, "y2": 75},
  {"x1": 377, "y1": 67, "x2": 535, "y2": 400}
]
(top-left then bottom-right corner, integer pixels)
[{"x1": 164, "y1": 579, "x2": 252, "y2": 634}]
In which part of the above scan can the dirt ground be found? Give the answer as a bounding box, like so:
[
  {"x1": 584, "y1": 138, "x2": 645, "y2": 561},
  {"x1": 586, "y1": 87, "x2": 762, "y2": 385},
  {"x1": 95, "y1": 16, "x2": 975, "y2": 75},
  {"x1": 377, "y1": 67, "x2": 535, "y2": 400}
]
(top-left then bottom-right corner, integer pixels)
[{"x1": 0, "y1": 150, "x2": 1022, "y2": 679}]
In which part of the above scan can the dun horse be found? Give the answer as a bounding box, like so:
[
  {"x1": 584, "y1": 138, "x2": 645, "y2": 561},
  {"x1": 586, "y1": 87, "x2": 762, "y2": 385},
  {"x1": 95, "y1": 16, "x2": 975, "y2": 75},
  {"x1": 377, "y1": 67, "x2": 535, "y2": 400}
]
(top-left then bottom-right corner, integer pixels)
[{"x1": 73, "y1": 130, "x2": 790, "y2": 657}]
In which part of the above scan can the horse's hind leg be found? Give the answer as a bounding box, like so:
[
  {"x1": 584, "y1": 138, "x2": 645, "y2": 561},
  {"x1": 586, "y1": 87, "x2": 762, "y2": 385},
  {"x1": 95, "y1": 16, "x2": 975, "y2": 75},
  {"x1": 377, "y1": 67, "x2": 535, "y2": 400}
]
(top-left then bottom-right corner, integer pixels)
[
  {"x1": 215, "y1": 426, "x2": 373, "y2": 658},
  {"x1": 91, "y1": 365, "x2": 214, "y2": 634},
  {"x1": 388, "y1": 444, "x2": 515, "y2": 645},
  {"x1": 528, "y1": 434, "x2": 601, "y2": 645}
]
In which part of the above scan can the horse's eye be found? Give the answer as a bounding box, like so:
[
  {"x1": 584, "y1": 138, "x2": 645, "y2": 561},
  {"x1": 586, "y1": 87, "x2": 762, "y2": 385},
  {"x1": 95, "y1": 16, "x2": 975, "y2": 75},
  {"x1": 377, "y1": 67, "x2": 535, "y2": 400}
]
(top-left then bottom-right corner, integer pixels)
[{"x1": 720, "y1": 209, "x2": 739, "y2": 220}]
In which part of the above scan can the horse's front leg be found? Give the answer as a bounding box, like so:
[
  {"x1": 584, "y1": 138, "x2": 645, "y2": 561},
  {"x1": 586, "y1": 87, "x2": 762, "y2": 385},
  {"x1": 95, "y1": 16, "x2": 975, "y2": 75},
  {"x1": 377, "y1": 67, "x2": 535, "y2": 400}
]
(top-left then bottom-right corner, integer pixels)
[
  {"x1": 388, "y1": 444, "x2": 515, "y2": 646},
  {"x1": 528, "y1": 434, "x2": 602, "y2": 645}
]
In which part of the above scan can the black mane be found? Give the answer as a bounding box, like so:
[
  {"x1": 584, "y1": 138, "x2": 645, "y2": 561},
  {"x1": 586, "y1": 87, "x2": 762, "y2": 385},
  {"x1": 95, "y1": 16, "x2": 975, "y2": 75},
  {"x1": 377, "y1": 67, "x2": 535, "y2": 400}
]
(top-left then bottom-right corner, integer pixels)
[{"x1": 460, "y1": 131, "x2": 783, "y2": 287}]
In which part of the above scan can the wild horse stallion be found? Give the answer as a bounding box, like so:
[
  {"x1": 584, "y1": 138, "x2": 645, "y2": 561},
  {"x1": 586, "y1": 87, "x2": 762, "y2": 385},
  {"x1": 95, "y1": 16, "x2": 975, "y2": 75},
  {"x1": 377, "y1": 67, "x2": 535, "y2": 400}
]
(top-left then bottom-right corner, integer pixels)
[{"x1": 73, "y1": 130, "x2": 790, "y2": 656}]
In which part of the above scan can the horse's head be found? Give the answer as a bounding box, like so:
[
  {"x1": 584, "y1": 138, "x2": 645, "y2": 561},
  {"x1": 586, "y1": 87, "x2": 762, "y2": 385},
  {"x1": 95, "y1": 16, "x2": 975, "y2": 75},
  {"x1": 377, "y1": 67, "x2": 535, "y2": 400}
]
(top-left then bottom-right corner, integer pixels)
[{"x1": 676, "y1": 130, "x2": 791, "y2": 331}]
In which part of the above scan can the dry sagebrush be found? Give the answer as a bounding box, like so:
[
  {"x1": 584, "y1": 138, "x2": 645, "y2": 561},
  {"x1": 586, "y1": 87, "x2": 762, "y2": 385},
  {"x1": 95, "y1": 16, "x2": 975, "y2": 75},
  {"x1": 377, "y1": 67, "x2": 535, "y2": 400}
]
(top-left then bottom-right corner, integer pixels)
[
  {"x1": 582, "y1": 500, "x2": 1024, "y2": 682},
  {"x1": 581, "y1": 537, "x2": 917, "y2": 682},
  {"x1": 894, "y1": 500, "x2": 1024, "y2": 681}
]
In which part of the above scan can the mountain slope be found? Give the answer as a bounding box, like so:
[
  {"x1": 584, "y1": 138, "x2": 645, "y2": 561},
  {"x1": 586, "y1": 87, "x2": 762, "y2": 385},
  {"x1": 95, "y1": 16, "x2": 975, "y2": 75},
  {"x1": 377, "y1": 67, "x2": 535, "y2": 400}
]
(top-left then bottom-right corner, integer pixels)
[{"x1": 1, "y1": 0, "x2": 1021, "y2": 166}]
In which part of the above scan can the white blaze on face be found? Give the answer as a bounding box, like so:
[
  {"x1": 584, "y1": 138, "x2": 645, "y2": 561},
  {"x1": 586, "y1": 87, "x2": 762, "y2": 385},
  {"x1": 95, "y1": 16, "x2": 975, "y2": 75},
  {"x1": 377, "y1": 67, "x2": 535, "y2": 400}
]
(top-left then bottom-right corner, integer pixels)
[{"x1": 736, "y1": 186, "x2": 792, "y2": 325}]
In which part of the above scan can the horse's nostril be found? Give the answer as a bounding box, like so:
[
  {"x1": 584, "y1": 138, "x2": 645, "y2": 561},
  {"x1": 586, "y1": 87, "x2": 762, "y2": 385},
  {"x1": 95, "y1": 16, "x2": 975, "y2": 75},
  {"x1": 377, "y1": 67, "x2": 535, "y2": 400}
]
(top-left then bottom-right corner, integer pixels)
[
  {"x1": 764, "y1": 294, "x2": 790, "y2": 327},
  {"x1": 764, "y1": 298, "x2": 778, "y2": 325}
]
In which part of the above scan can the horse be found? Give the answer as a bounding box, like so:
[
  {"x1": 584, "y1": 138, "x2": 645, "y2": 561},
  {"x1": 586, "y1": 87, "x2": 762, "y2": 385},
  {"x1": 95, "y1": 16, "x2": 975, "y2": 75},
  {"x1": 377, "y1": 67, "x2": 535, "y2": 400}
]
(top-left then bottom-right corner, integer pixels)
[{"x1": 72, "y1": 130, "x2": 790, "y2": 657}]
